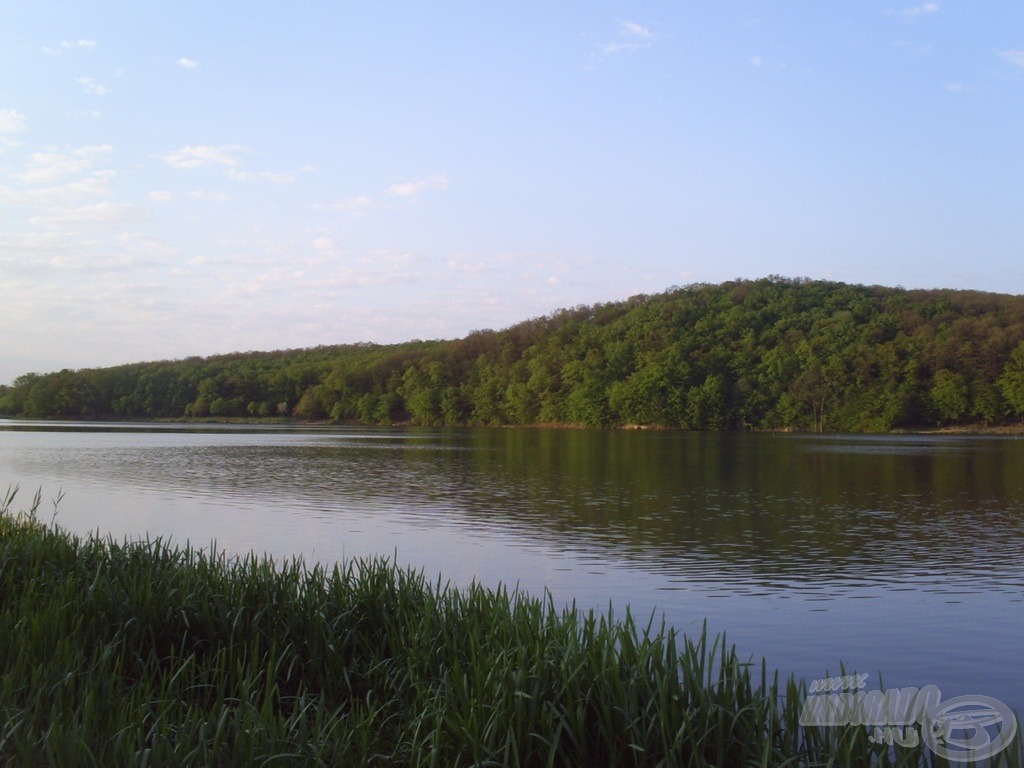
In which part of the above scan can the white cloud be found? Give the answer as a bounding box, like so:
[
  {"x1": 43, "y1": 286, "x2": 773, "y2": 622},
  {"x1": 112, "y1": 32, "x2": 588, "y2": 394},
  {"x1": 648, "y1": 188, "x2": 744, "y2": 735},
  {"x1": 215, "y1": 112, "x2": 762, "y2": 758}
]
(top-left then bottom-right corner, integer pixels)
[
  {"x1": 388, "y1": 174, "x2": 450, "y2": 198},
  {"x1": 28, "y1": 201, "x2": 150, "y2": 230},
  {"x1": 332, "y1": 195, "x2": 374, "y2": 211},
  {"x1": 356, "y1": 249, "x2": 419, "y2": 268},
  {"x1": 44, "y1": 40, "x2": 98, "y2": 55},
  {"x1": 149, "y1": 190, "x2": 177, "y2": 202},
  {"x1": 945, "y1": 82, "x2": 965, "y2": 92},
  {"x1": 46, "y1": 251, "x2": 160, "y2": 273},
  {"x1": 226, "y1": 168, "x2": 295, "y2": 183},
  {"x1": 177, "y1": 57, "x2": 199, "y2": 69},
  {"x1": 598, "y1": 20, "x2": 654, "y2": 54},
  {"x1": 0, "y1": 231, "x2": 68, "y2": 256},
  {"x1": 15, "y1": 145, "x2": 113, "y2": 183},
  {"x1": 164, "y1": 144, "x2": 245, "y2": 169},
  {"x1": 389, "y1": 180, "x2": 428, "y2": 197},
  {"x1": 999, "y1": 50, "x2": 1024, "y2": 69},
  {"x1": 891, "y1": 2, "x2": 939, "y2": 16},
  {"x1": 114, "y1": 232, "x2": 178, "y2": 261},
  {"x1": 620, "y1": 21, "x2": 651, "y2": 38},
  {"x1": 77, "y1": 77, "x2": 110, "y2": 95},
  {"x1": 445, "y1": 255, "x2": 489, "y2": 276},
  {"x1": 598, "y1": 41, "x2": 651, "y2": 55},
  {"x1": 188, "y1": 190, "x2": 229, "y2": 201},
  {"x1": 1, "y1": 171, "x2": 114, "y2": 205},
  {"x1": 0, "y1": 109, "x2": 27, "y2": 133}
]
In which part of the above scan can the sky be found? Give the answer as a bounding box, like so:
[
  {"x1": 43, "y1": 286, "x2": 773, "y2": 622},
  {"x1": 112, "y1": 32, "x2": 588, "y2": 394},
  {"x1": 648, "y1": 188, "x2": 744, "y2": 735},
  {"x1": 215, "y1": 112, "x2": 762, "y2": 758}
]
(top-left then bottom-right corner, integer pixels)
[{"x1": 2, "y1": 1, "x2": 1023, "y2": 385}]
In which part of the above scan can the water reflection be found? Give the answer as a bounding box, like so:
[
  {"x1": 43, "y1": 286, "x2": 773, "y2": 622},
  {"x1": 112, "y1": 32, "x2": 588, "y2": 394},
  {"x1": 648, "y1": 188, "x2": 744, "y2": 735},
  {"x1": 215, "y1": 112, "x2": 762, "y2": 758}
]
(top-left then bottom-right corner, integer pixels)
[
  {"x1": 1, "y1": 421, "x2": 1022, "y2": 712},
  {"x1": 4, "y1": 425, "x2": 1023, "y2": 596}
]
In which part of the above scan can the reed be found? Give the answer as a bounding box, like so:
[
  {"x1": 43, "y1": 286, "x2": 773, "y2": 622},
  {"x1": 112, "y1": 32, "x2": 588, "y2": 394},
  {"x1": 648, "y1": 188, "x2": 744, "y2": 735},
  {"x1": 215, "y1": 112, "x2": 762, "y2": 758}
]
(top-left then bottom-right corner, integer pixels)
[{"x1": 0, "y1": 486, "x2": 1019, "y2": 766}]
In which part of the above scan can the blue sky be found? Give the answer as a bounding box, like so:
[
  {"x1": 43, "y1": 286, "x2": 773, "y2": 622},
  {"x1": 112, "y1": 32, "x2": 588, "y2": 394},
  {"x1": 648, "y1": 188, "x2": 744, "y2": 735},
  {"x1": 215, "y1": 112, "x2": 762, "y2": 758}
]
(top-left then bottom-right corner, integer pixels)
[{"x1": 2, "y1": 2, "x2": 1023, "y2": 384}]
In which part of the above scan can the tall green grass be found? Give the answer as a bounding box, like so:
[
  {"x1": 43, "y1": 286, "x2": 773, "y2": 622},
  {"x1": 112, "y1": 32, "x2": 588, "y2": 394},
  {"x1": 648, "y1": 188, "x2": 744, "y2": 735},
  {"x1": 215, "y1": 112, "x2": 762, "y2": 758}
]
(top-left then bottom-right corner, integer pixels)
[{"x1": 1, "y1": 486, "x2": 1019, "y2": 766}]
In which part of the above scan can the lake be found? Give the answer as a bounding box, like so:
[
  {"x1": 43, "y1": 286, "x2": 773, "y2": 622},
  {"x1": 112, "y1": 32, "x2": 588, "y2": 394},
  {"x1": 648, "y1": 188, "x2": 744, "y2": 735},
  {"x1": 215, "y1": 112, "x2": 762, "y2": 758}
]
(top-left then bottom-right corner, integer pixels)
[{"x1": 1, "y1": 420, "x2": 1022, "y2": 714}]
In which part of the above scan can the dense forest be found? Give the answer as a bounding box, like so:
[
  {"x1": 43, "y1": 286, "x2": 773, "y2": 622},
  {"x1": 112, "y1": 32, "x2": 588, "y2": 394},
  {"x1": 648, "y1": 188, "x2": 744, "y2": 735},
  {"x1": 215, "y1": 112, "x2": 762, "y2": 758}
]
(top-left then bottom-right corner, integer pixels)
[{"x1": 5, "y1": 277, "x2": 1024, "y2": 432}]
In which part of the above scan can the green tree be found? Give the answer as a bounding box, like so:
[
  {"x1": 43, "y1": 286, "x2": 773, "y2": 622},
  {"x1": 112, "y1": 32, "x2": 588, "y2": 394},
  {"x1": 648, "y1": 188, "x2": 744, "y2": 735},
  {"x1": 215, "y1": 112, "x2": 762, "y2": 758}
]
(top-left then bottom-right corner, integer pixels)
[
  {"x1": 561, "y1": 357, "x2": 610, "y2": 427},
  {"x1": 971, "y1": 381, "x2": 1003, "y2": 426},
  {"x1": 686, "y1": 374, "x2": 727, "y2": 430},
  {"x1": 185, "y1": 378, "x2": 219, "y2": 417},
  {"x1": 929, "y1": 369, "x2": 969, "y2": 424},
  {"x1": 790, "y1": 361, "x2": 828, "y2": 432},
  {"x1": 998, "y1": 341, "x2": 1024, "y2": 421},
  {"x1": 292, "y1": 386, "x2": 327, "y2": 420},
  {"x1": 399, "y1": 362, "x2": 445, "y2": 426}
]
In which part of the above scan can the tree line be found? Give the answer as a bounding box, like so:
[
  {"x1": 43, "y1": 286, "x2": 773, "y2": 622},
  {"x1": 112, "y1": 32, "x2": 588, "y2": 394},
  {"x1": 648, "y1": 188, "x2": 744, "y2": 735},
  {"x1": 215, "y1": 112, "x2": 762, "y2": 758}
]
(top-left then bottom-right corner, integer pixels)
[{"x1": 5, "y1": 277, "x2": 1024, "y2": 431}]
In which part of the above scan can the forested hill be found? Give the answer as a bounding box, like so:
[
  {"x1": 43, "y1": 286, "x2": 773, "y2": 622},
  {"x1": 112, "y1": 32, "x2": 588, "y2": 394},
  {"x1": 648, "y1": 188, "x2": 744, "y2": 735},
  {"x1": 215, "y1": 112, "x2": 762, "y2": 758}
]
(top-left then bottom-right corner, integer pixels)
[{"x1": 5, "y1": 277, "x2": 1024, "y2": 432}]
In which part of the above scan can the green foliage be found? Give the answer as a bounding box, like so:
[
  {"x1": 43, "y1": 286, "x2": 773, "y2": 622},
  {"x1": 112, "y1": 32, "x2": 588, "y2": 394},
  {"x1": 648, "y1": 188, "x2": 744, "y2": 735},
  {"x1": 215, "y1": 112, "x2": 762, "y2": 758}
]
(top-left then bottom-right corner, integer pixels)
[
  {"x1": 998, "y1": 342, "x2": 1024, "y2": 421},
  {"x1": 5, "y1": 278, "x2": 1024, "y2": 431},
  {"x1": 687, "y1": 373, "x2": 728, "y2": 430},
  {"x1": 929, "y1": 369, "x2": 969, "y2": 424},
  {"x1": 6, "y1": 497, "x2": 1015, "y2": 766}
]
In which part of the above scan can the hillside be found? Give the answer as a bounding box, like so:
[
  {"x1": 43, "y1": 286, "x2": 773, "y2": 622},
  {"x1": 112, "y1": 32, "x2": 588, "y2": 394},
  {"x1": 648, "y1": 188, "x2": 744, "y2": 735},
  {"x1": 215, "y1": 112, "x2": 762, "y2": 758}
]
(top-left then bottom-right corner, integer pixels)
[{"x1": 4, "y1": 277, "x2": 1024, "y2": 432}]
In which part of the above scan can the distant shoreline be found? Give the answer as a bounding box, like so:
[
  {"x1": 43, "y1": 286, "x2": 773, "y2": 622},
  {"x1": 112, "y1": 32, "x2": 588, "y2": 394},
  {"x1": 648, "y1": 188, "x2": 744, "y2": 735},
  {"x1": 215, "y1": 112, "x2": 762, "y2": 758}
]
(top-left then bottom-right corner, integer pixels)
[{"x1": 4, "y1": 414, "x2": 1024, "y2": 436}]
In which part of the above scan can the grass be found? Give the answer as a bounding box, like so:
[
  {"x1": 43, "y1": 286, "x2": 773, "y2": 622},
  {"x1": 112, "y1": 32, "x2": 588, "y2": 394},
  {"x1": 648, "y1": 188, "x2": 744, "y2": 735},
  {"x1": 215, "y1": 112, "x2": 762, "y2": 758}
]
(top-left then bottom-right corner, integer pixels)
[{"x1": 0, "y1": 486, "x2": 1019, "y2": 767}]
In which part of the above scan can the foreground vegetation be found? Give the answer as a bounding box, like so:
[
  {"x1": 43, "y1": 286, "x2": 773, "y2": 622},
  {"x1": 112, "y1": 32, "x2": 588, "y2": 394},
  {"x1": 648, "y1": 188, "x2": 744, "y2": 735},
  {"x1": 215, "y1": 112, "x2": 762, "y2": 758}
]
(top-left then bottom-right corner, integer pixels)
[
  {"x1": 5, "y1": 277, "x2": 1024, "y2": 431},
  {"x1": 2, "y1": 490, "x2": 1018, "y2": 766}
]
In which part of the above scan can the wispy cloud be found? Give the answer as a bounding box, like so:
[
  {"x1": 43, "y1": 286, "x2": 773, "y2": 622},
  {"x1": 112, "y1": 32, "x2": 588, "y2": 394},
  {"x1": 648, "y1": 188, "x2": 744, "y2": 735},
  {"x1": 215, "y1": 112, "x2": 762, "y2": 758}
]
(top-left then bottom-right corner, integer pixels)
[
  {"x1": 0, "y1": 109, "x2": 27, "y2": 133},
  {"x1": 15, "y1": 145, "x2": 113, "y2": 184},
  {"x1": 177, "y1": 57, "x2": 199, "y2": 69},
  {"x1": 891, "y1": 2, "x2": 939, "y2": 17},
  {"x1": 188, "y1": 190, "x2": 229, "y2": 201},
  {"x1": 332, "y1": 195, "x2": 375, "y2": 212},
  {"x1": 164, "y1": 144, "x2": 245, "y2": 169},
  {"x1": 44, "y1": 40, "x2": 98, "y2": 55},
  {"x1": 598, "y1": 20, "x2": 654, "y2": 54},
  {"x1": 387, "y1": 174, "x2": 449, "y2": 198},
  {"x1": 1, "y1": 171, "x2": 114, "y2": 205},
  {"x1": 27, "y1": 201, "x2": 150, "y2": 230},
  {"x1": 619, "y1": 21, "x2": 651, "y2": 38},
  {"x1": 226, "y1": 168, "x2": 295, "y2": 183},
  {"x1": 164, "y1": 145, "x2": 291, "y2": 183},
  {"x1": 114, "y1": 232, "x2": 178, "y2": 262},
  {"x1": 77, "y1": 77, "x2": 110, "y2": 95},
  {"x1": 999, "y1": 50, "x2": 1024, "y2": 69},
  {"x1": 445, "y1": 254, "x2": 490, "y2": 276},
  {"x1": 598, "y1": 40, "x2": 652, "y2": 54}
]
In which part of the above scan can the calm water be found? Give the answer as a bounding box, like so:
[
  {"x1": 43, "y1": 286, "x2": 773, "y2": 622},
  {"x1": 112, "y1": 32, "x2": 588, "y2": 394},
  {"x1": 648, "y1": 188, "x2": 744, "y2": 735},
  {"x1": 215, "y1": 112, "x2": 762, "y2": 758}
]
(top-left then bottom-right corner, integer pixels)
[{"x1": 1, "y1": 421, "x2": 1022, "y2": 712}]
